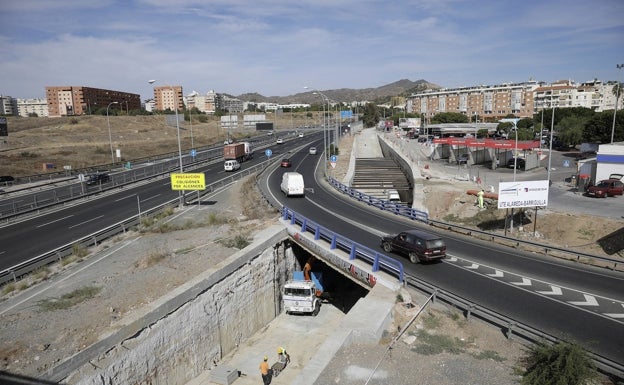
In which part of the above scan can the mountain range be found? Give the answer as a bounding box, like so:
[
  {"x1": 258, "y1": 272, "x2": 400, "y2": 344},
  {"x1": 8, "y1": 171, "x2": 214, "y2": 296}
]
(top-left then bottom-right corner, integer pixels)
[{"x1": 235, "y1": 79, "x2": 440, "y2": 105}]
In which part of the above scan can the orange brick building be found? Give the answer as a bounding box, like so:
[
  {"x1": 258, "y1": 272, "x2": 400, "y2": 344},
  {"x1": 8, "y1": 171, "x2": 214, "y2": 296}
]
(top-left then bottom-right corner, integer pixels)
[{"x1": 45, "y1": 86, "x2": 141, "y2": 117}]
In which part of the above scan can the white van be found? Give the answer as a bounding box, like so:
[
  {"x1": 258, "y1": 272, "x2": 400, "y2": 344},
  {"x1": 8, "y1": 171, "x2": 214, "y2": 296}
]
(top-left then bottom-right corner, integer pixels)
[
  {"x1": 224, "y1": 160, "x2": 240, "y2": 172},
  {"x1": 386, "y1": 189, "x2": 400, "y2": 202},
  {"x1": 280, "y1": 172, "x2": 305, "y2": 197}
]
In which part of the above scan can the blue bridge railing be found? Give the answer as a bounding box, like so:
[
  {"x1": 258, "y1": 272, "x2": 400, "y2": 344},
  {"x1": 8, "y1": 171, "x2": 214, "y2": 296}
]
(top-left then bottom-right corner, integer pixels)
[{"x1": 282, "y1": 206, "x2": 404, "y2": 283}]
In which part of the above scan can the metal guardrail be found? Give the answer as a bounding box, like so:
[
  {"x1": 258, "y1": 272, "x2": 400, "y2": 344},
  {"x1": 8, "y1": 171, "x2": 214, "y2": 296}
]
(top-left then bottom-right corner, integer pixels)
[
  {"x1": 329, "y1": 178, "x2": 429, "y2": 223},
  {"x1": 0, "y1": 135, "x2": 283, "y2": 222},
  {"x1": 328, "y1": 176, "x2": 623, "y2": 271},
  {"x1": 278, "y1": 199, "x2": 623, "y2": 380},
  {"x1": 275, "y1": 175, "x2": 624, "y2": 381},
  {"x1": 281, "y1": 207, "x2": 404, "y2": 282},
  {"x1": 404, "y1": 275, "x2": 624, "y2": 380},
  {"x1": 0, "y1": 160, "x2": 273, "y2": 287}
]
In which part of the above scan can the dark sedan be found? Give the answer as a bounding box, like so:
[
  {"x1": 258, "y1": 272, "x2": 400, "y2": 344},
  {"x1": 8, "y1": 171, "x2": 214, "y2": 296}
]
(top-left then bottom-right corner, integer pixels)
[{"x1": 507, "y1": 158, "x2": 525, "y2": 169}]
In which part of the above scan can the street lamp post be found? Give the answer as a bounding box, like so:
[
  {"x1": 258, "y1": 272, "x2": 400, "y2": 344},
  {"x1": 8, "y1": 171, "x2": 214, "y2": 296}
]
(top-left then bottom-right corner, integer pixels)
[
  {"x1": 148, "y1": 80, "x2": 184, "y2": 206},
  {"x1": 304, "y1": 86, "x2": 329, "y2": 177},
  {"x1": 106, "y1": 101, "x2": 119, "y2": 167},
  {"x1": 612, "y1": 63, "x2": 624, "y2": 144},
  {"x1": 547, "y1": 93, "x2": 556, "y2": 183}
]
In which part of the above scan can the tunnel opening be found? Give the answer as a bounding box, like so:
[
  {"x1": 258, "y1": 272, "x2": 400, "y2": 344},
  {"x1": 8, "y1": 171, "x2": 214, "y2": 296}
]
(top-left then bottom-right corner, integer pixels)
[{"x1": 289, "y1": 242, "x2": 369, "y2": 314}]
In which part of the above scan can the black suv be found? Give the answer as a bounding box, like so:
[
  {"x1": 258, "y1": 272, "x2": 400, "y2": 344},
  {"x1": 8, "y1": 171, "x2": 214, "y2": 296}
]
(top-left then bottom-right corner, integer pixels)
[
  {"x1": 86, "y1": 173, "x2": 110, "y2": 186},
  {"x1": 381, "y1": 229, "x2": 446, "y2": 263}
]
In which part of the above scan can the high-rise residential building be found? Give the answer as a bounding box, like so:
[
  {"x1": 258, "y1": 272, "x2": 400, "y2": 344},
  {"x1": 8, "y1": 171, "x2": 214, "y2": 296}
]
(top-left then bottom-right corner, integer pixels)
[
  {"x1": 15, "y1": 98, "x2": 49, "y2": 117},
  {"x1": 0, "y1": 95, "x2": 15, "y2": 115},
  {"x1": 152, "y1": 86, "x2": 184, "y2": 112},
  {"x1": 45, "y1": 86, "x2": 141, "y2": 117}
]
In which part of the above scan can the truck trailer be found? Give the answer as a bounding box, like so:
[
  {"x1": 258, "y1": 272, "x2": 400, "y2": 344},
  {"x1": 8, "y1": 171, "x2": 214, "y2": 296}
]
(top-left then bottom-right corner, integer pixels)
[{"x1": 223, "y1": 142, "x2": 253, "y2": 163}]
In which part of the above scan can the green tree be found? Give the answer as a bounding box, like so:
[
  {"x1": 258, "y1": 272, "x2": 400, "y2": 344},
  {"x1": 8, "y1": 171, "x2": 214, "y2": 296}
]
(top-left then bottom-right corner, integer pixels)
[
  {"x1": 362, "y1": 103, "x2": 380, "y2": 128},
  {"x1": 431, "y1": 112, "x2": 469, "y2": 124},
  {"x1": 584, "y1": 110, "x2": 624, "y2": 143},
  {"x1": 521, "y1": 341, "x2": 597, "y2": 385},
  {"x1": 557, "y1": 115, "x2": 587, "y2": 147}
]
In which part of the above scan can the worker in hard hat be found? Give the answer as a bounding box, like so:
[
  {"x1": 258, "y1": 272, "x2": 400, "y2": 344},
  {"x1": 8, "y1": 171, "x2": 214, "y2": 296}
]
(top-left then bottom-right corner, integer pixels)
[
  {"x1": 303, "y1": 256, "x2": 315, "y2": 281},
  {"x1": 259, "y1": 355, "x2": 271, "y2": 385},
  {"x1": 277, "y1": 346, "x2": 291, "y2": 365}
]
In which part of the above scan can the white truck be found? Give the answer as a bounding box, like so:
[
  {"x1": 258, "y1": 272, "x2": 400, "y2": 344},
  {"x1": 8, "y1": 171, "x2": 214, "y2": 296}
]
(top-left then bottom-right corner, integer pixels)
[{"x1": 283, "y1": 271, "x2": 323, "y2": 316}]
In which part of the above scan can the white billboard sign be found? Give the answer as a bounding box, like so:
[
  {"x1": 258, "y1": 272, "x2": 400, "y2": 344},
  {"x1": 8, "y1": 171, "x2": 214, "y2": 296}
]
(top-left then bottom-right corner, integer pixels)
[{"x1": 497, "y1": 180, "x2": 549, "y2": 209}]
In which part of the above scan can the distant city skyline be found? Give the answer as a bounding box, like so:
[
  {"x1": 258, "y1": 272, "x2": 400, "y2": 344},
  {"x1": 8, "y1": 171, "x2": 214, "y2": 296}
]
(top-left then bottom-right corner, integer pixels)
[{"x1": 1, "y1": 0, "x2": 623, "y2": 101}]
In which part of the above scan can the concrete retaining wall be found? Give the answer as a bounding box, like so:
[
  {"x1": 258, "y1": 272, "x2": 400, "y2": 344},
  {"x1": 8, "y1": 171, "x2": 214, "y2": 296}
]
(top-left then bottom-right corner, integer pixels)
[{"x1": 59, "y1": 225, "x2": 295, "y2": 385}]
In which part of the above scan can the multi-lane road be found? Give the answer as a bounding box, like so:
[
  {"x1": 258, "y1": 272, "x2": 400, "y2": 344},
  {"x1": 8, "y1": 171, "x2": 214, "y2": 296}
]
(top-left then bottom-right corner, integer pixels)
[{"x1": 1, "y1": 132, "x2": 623, "y2": 372}]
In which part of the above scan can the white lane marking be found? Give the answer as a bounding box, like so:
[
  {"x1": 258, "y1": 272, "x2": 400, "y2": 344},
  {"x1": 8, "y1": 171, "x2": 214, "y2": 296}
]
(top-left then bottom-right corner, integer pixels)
[
  {"x1": 510, "y1": 277, "x2": 532, "y2": 286},
  {"x1": 604, "y1": 305, "x2": 624, "y2": 319},
  {"x1": 36, "y1": 215, "x2": 74, "y2": 228},
  {"x1": 465, "y1": 263, "x2": 479, "y2": 269},
  {"x1": 141, "y1": 194, "x2": 161, "y2": 202},
  {"x1": 114, "y1": 194, "x2": 136, "y2": 202},
  {"x1": 537, "y1": 285, "x2": 563, "y2": 296},
  {"x1": 68, "y1": 215, "x2": 104, "y2": 229},
  {"x1": 568, "y1": 294, "x2": 599, "y2": 307},
  {"x1": 487, "y1": 269, "x2": 504, "y2": 278}
]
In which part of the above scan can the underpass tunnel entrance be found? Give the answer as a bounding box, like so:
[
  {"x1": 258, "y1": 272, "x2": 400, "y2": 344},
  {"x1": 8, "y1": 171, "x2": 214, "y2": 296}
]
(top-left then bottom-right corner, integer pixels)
[{"x1": 289, "y1": 243, "x2": 369, "y2": 314}]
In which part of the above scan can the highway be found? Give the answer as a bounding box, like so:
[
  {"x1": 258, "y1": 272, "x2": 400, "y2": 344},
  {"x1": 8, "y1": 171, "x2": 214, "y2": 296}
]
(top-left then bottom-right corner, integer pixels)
[
  {"x1": 1, "y1": 131, "x2": 623, "y2": 370},
  {"x1": 0, "y1": 133, "x2": 316, "y2": 270}
]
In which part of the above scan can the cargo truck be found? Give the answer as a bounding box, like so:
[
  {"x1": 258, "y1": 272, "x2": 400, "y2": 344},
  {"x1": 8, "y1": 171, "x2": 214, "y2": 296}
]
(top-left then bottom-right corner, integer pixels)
[
  {"x1": 283, "y1": 270, "x2": 324, "y2": 316},
  {"x1": 223, "y1": 142, "x2": 253, "y2": 163}
]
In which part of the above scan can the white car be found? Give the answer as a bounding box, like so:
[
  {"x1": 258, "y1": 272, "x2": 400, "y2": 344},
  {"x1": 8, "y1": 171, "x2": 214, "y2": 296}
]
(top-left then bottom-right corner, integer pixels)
[
  {"x1": 276, "y1": 138, "x2": 284, "y2": 144},
  {"x1": 224, "y1": 160, "x2": 240, "y2": 172},
  {"x1": 298, "y1": 133, "x2": 304, "y2": 138},
  {"x1": 309, "y1": 147, "x2": 317, "y2": 155}
]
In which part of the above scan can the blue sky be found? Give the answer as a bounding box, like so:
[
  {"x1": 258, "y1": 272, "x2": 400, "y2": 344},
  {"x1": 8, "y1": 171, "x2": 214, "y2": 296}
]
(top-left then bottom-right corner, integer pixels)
[{"x1": 1, "y1": 0, "x2": 623, "y2": 102}]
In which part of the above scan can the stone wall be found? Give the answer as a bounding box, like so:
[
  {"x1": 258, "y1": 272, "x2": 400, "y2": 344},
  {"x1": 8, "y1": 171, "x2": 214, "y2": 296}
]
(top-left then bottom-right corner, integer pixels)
[{"x1": 60, "y1": 226, "x2": 295, "y2": 385}]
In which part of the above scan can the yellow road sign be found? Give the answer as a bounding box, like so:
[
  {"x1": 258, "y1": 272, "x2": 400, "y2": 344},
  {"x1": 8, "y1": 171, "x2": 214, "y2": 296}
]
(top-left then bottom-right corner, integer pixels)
[{"x1": 171, "y1": 173, "x2": 206, "y2": 190}]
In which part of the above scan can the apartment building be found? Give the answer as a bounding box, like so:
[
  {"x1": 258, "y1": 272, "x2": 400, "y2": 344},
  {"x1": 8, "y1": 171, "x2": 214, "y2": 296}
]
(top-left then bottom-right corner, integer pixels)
[
  {"x1": 46, "y1": 86, "x2": 141, "y2": 117},
  {"x1": 15, "y1": 98, "x2": 49, "y2": 117},
  {"x1": 409, "y1": 79, "x2": 622, "y2": 122},
  {"x1": 0, "y1": 95, "x2": 15, "y2": 115},
  {"x1": 153, "y1": 86, "x2": 184, "y2": 112},
  {"x1": 534, "y1": 79, "x2": 621, "y2": 112},
  {"x1": 408, "y1": 81, "x2": 539, "y2": 122},
  {"x1": 185, "y1": 90, "x2": 219, "y2": 114}
]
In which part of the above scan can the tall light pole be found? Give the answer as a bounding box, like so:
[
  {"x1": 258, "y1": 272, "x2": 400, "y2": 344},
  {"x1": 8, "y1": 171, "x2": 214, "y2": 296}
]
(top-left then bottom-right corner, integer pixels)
[
  {"x1": 547, "y1": 92, "x2": 556, "y2": 183},
  {"x1": 148, "y1": 80, "x2": 184, "y2": 206},
  {"x1": 612, "y1": 64, "x2": 624, "y2": 144},
  {"x1": 106, "y1": 101, "x2": 119, "y2": 166},
  {"x1": 304, "y1": 86, "x2": 329, "y2": 177}
]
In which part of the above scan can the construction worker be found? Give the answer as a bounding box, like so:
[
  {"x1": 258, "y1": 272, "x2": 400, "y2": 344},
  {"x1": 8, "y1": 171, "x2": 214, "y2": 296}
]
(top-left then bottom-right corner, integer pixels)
[
  {"x1": 259, "y1": 356, "x2": 271, "y2": 385},
  {"x1": 477, "y1": 189, "x2": 485, "y2": 209},
  {"x1": 277, "y1": 346, "x2": 291, "y2": 365},
  {"x1": 303, "y1": 256, "x2": 315, "y2": 281}
]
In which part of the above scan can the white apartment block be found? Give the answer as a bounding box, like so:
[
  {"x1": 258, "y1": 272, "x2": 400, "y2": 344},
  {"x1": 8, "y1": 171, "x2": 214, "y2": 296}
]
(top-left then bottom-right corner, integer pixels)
[{"x1": 15, "y1": 98, "x2": 49, "y2": 117}]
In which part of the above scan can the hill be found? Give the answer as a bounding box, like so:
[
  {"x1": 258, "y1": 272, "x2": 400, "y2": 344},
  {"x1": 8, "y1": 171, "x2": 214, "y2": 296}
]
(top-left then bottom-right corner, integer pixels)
[{"x1": 236, "y1": 79, "x2": 439, "y2": 104}]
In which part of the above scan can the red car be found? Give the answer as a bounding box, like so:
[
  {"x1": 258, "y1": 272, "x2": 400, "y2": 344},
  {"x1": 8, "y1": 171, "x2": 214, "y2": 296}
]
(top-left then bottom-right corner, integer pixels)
[
  {"x1": 587, "y1": 178, "x2": 624, "y2": 198},
  {"x1": 280, "y1": 158, "x2": 292, "y2": 168}
]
